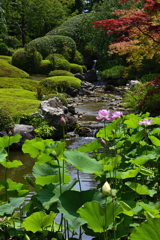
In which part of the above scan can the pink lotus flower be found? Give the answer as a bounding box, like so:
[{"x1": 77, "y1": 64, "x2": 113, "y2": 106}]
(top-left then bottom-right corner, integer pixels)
[
  {"x1": 138, "y1": 119, "x2": 153, "y2": 126},
  {"x1": 101, "y1": 139, "x2": 106, "y2": 147},
  {"x1": 60, "y1": 116, "x2": 66, "y2": 126},
  {"x1": 111, "y1": 111, "x2": 123, "y2": 120},
  {"x1": 96, "y1": 109, "x2": 111, "y2": 121}
]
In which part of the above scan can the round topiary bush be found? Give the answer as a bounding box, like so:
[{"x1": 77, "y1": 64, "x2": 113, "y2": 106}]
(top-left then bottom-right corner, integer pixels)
[
  {"x1": 0, "y1": 108, "x2": 14, "y2": 132},
  {"x1": 12, "y1": 46, "x2": 42, "y2": 74},
  {"x1": 73, "y1": 50, "x2": 84, "y2": 65},
  {"x1": 37, "y1": 78, "x2": 72, "y2": 98},
  {"x1": 39, "y1": 60, "x2": 53, "y2": 75},
  {"x1": 70, "y1": 63, "x2": 83, "y2": 74},
  {"x1": 49, "y1": 70, "x2": 73, "y2": 77},
  {"x1": 0, "y1": 42, "x2": 8, "y2": 55},
  {"x1": 27, "y1": 35, "x2": 76, "y2": 61},
  {"x1": 82, "y1": 65, "x2": 87, "y2": 73},
  {"x1": 46, "y1": 54, "x2": 71, "y2": 71}
]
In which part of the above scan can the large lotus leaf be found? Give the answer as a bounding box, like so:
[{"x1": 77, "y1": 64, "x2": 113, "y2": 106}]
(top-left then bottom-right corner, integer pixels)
[
  {"x1": 103, "y1": 155, "x2": 122, "y2": 172},
  {"x1": 49, "y1": 141, "x2": 66, "y2": 160},
  {"x1": 96, "y1": 118, "x2": 122, "y2": 140},
  {"x1": 138, "y1": 202, "x2": 160, "y2": 218},
  {"x1": 129, "y1": 218, "x2": 160, "y2": 240},
  {"x1": 121, "y1": 167, "x2": 142, "y2": 179},
  {"x1": 77, "y1": 201, "x2": 123, "y2": 233},
  {"x1": 149, "y1": 136, "x2": 160, "y2": 146},
  {"x1": 1, "y1": 159, "x2": 23, "y2": 168},
  {"x1": 0, "y1": 197, "x2": 25, "y2": 216},
  {"x1": 37, "y1": 153, "x2": 53, "y2": 165},
  {"x1": 0, "y1": 179, "x2": 29, "y2": 197},
  {"x1": 0, "y1": 148, "x2": 7, "y2": 163},
  {"x1": 57, "y1": 189, "x2": 105, "y2": 230},
  {"x1": 119, "y1": 201, "x2": 137, "y2": 216},
  {"x1": 64, "y1": 149, "x2": 103, "y2": 176},
  {"x1": 78, "y1": 139, "x2": 102, "y2": 153},
  {"x1": 125, "y1": 182, "x2": 150, "y2": 195},
  {"x1": 35, "y1": 174, "x2": 71, "y2": 186},
  {"x1": 124, "y1": 115, "x2": 140, "y2": 129},
  {"x1": 139, "y1": 167, "x2": 154, "y2": 176},
  {"x1": 127, "y1": 129, "x2": 146, "y2": 142},
  {"x1": 33, "y1": 163, "x2": 68, "y2": 178},
  {"x1": 129, "y1": 154, "x2": 156, "y2": 165},
  {"x1": 0, "y1": 134, "x2": 21, "y2": 148},
  {"x1": 33, "y1": 163, "x2": 59, "y2": 178},
  {"x1": 36, "y1": 179, "x2": 78, "y2": 209},
  {"x1": 23, "y1": 211, "x2": 56, "y2": 233},
  {"x1": 22, "y1": 138, "x2": 54, "y2": 158}
]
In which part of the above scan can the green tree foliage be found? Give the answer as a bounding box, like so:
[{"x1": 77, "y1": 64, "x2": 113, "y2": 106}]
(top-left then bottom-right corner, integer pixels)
[
  {"x1": 0, "y1": 5, "x2": 7, "y2": 34},
  {"x1": 1, "y1": 0, "x2": 66, "y2": 46}
]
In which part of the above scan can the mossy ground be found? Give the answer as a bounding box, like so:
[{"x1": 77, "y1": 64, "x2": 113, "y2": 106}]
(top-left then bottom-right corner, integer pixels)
[
  {"x1": 0, "y1": 88, "x2": 41, "y2": 118},
  {"x1": 0, "y1": 59, "x2": 30, "y2": 78},
  {"x1": 0, "y1": 57, "x2": 40, "y2": 118}
]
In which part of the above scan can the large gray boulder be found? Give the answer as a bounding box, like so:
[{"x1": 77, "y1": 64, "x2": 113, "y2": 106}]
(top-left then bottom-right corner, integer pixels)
[
  {"x1": 12, "y1": 124, "x2": 35, "y2": 150},
  {"x1": 36, "y1": 97, "x2": 77, "y2": 139},
  {"x1": 84, "y1": 70, "x2": 97, "y2": 83},
  {"x1": 79, "y1": 81, "x2": 95, "y2": 95}
]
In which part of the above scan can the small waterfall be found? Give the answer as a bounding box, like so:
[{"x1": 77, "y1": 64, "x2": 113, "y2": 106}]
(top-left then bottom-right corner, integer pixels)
[{"x1": 92, "y1": 59, "x2": 97, "y2": 70}]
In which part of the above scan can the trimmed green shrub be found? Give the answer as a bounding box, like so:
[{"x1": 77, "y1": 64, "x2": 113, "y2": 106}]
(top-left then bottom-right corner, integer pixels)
[
  {"x1": 49, "y1": 70, "x2": 73, "y2": 77},
  {"x1": 37, "y1": 79, "x2": 71, "y2": 99},
  {"x1": 70, "y1": 63, "x2": 83, "y2": 74},
  {"x1": 0, "y1": 42, "x2": 8, "y2": 55},
  {"x1": 140, "y1": 73, "x2": 160, "y2": 83},
  {"x1": 37, "y1": 76, "x2": 81, "y2": 99},
  {"x1": 73, "y1": 50, "x2": 84, "y2": 65},
  {"x1": 100, "y1": 65, "x2": 125, "y2": 80},
  {"x1": 0, "y1": 59, "x2": 30, "y2": 78},
  {"x1": 0, "y1": 34, "x2": 19, "y2": 48},
  {"x1": 82, "y1": 65, "x2": 87, "y2": 73},
  {"x1": 46, "y1": 54, "x2": 71, "y2": 71},
  {"x1": 0, "y1": 108, "x2": 14, "y2": 132},
  {"x1": 12, "y1": 46, "x2": 42, "y2": 74},
  {"x1": 27, "y1": 35, "x2": 76, "y2": 61},
  {"x1": 43, "y1": 93, "x2": 68, "y2": 106},
  {"x1": 39, "y1": 60, "x2": 53, "y2": 75},
  {"x1": 46, "y1": 13, "x2": 101, "y2": 53}
]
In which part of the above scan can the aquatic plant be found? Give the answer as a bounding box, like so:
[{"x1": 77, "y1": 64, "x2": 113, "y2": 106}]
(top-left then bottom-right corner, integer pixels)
[{"x1": 0, "y1": 111, "x2": 160, "y2": 239}]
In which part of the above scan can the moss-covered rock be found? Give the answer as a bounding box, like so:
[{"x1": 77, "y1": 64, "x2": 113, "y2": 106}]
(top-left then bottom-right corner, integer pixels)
[
  {"x1": 39, "y1": 60, "x2": 53, "y2": 75},
  {"x1": 0, "y1": 59, "x2": 29, "y2": 78},
  {"x1": 43, "y1": 93, "x2": 68, "y2": 106},
  {"x1": 27, "y1": 35, "x2": 76, "y2": 61},
  {"x1": 70, "y1": 63, "x2": 83, "y2": 74},
  {"x1": 12, "y1": 47, "x2": 42, "y2": 74},
  {"x1": 49, "y1": 70, "x2": 73, "y2": 77}
]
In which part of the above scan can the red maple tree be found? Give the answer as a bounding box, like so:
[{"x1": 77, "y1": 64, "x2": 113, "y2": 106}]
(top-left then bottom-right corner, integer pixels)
[{"x1": 94, "y1": 0, "x2": 160, "y2": 76}]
